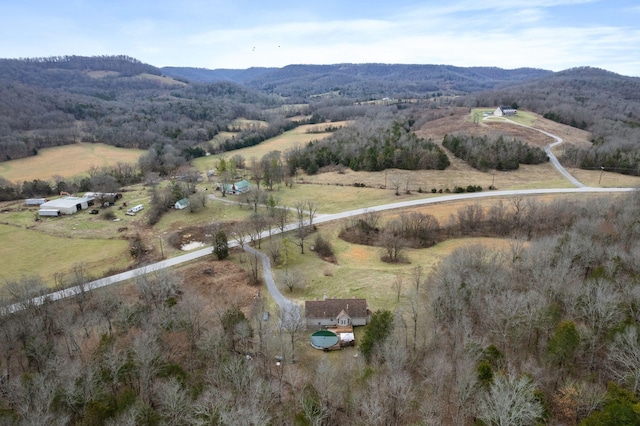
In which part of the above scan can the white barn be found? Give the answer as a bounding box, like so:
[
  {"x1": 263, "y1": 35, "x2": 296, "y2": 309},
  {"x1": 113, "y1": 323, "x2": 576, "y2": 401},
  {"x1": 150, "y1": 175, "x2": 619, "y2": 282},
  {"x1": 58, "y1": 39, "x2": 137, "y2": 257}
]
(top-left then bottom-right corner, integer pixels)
[
  {"x1": 494, "y1": 106, "x2": 518, "y2": 117},
  {"x1": 39, "y1": 196, "x2": 92, "y2": 216}
]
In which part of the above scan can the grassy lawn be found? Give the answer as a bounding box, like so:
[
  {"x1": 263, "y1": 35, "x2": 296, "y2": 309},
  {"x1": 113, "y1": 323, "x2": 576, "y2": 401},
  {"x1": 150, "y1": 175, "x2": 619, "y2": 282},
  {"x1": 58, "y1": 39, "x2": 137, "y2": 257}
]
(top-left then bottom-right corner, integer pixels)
[
  {"x1": 473, "y1": 108, "x2": 539, "y2": 127},
  {"x1": 0, "y1": 224, "x2": 129, "y2": 287},
  {"x1": 0, "y1": 143, "x2": 144, "y2": 182},
  {"x1": 260, "y1": 216, "x2": 519, "y2": 314}
]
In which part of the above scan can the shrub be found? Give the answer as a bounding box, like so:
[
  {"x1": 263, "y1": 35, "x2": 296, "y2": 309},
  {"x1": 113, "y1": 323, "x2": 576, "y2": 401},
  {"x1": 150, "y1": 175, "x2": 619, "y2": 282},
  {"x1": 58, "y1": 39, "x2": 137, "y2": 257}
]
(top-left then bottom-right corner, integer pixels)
[
  {"x1": 314, "y1": 234, "x2": 334, "y2": 258},
  {"x1": 213, "y1": 231, "x2": 229, "y2": 260}
]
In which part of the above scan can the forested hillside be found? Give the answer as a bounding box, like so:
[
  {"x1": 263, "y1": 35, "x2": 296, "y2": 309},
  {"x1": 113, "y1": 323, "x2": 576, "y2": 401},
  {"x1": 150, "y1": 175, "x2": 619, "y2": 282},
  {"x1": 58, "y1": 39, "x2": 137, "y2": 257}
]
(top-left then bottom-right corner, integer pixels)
[
  {"x1": 0, "y1": 56, "x2": 283, "y2": 163},
  {"x1": 462, "y1": 67, "x2": 640, "y2": 175},
  {"x1": 163, "y1": 63, "x2": 553, "y2": 98}
]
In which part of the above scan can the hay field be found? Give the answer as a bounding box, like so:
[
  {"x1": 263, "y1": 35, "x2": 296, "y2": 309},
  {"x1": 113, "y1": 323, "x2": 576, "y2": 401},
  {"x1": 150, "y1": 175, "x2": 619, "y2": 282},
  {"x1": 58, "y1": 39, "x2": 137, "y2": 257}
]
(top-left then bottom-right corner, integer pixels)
[
  {"x1": 194, "y1": 122, "x2": 346, "y2": 170},
  {"x1": 0, "y1": 224, "x2": 129, "y2": 287},
  {"x1": 0, "y1": 143, "x2": 144, "y2": 182}
]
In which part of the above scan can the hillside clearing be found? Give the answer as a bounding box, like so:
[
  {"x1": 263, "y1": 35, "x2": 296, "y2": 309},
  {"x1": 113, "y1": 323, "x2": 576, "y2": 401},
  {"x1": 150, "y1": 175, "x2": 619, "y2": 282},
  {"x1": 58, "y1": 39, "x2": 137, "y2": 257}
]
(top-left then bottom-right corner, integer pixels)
[{"x1": 0, "y1": 143, "x2": 144, "y2": 182}]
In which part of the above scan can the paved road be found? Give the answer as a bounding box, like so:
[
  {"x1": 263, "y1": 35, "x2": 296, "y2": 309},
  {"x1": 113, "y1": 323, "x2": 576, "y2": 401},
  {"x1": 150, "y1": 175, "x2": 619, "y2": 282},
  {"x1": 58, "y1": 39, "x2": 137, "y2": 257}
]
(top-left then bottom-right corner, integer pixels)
[
  {"x1": 494, "y1": 116, "x2": 586, "y2": 188},
  {"x1": 5, "y1": 123, "x2": 636, "y2": 314},
  {"x1": 242, "y1": 243, "x2": 297, "y2": 312}
]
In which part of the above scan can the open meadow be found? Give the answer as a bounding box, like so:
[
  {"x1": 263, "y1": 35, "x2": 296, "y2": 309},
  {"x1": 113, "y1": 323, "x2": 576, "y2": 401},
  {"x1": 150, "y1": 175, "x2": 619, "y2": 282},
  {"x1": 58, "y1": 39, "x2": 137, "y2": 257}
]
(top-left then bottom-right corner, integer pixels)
[
  {"x1": 0, "y1": 223, "x2": 129, "y2": 284},
  {"x1": 0, "y1": 142, "x2": 144, "y2": 182},
  {"x1": 194, "y1": 122, "x2": 346, "y2": 170}
]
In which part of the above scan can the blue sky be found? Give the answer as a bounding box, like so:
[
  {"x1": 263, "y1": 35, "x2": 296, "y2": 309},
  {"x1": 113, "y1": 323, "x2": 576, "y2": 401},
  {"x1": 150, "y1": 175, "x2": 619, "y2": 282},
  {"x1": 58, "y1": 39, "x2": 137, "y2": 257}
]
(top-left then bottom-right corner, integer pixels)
[{"x1": 1, "y1": 0, "x2": 639, "y2": 76}]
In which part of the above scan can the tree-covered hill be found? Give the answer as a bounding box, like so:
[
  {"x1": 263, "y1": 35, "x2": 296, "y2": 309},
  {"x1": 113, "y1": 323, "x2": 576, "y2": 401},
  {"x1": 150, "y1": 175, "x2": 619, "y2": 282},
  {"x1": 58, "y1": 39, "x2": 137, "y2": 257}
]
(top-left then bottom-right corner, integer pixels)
[
  {"x1": 461, "y1": 67, "x2": 640, "y2": 175},
  {"x1": 0, "y1": 56, "x2": 284, "y2": 163},
  {"x1": 162, "y1": 63, "x2": 553, "y2": 98}
]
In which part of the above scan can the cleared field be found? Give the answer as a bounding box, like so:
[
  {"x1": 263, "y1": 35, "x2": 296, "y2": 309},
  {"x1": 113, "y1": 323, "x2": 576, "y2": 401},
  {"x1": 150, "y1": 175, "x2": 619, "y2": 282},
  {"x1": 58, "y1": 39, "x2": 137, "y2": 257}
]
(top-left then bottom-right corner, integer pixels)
[
  {"x1": 0, "y1": 224, "x2": 129, "y2": 287},
  {"x1": 194, "y1": 122, "x2": 346, "y2": 170},
  {"x1": 0, "y1": 143, "x2": 144, "y2": 182}
]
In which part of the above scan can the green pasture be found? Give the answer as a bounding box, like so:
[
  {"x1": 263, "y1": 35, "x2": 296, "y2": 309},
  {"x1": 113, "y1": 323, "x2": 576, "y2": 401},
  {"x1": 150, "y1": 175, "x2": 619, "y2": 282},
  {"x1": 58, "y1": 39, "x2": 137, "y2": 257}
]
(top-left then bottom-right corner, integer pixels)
[{"x1": 0, "y1": 224, "x2": 129, "y2": 287}]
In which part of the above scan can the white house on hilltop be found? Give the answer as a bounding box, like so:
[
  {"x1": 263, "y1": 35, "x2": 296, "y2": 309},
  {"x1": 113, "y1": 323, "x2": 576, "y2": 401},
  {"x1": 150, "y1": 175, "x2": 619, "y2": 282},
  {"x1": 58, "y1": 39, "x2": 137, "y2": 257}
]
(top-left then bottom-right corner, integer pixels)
[{"x1": 494, "y1": 106, "x2": 518, "y2": 117}]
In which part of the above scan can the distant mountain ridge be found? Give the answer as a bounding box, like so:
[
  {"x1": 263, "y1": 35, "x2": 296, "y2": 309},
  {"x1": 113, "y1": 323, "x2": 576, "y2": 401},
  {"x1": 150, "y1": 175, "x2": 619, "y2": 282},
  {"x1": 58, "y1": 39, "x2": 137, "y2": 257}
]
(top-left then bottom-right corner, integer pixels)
[{"x1": 161, "y1": 63, "x2": 553, "y2": 98}]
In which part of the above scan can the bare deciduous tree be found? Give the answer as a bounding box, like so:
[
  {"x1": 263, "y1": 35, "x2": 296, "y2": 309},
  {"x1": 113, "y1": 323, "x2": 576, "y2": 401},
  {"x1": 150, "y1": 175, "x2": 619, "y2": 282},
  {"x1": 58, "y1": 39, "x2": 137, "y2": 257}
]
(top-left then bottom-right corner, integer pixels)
[
  {"x1": 607, "y1": 326, "x2": 640, "y2": 394},
  {"x1": 278, "y1": 306, "x2": 305, "y2": 363},
  {"x1": 281, "y1": 269, "x2": 305, "y2": 293},
  {"x1": 478, "y1": 372, "x2": 544, "y2": 426}
]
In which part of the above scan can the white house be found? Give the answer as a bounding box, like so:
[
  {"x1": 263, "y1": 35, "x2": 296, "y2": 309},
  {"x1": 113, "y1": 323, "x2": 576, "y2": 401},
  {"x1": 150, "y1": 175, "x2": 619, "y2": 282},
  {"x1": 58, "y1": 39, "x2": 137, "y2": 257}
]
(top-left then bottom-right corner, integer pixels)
[{"x1": 494, "y1": 106, "x2": 518, "y2": 117}]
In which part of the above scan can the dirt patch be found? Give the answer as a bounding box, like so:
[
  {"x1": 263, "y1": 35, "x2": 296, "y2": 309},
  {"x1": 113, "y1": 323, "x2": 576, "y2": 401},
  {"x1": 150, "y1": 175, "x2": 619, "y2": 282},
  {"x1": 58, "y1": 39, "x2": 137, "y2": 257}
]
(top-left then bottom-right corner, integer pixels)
[
  {"x1": 166, "y1": 223, "x2": 238, "y2": 250},
  {"x1": 341, "y1": 245, "x2": 377, "y2": 263}
]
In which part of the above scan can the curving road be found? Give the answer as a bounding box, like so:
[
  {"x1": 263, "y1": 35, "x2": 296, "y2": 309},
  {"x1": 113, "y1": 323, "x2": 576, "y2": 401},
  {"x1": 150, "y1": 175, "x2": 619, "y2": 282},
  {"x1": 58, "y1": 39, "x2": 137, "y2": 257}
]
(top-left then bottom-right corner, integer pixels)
[
  {"x1": 5, "y1": 123, "x2": 636, "y2": 314},
  {"x1": 494, "y1": 116, "x2": 586, "y2": 188}
]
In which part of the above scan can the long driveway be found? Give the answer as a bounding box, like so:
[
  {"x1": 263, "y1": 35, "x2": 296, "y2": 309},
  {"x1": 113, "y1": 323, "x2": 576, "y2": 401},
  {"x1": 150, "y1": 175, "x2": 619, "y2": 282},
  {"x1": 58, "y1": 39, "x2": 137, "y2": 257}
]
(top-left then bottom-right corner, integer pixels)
[{"x1": 5, "y1": 124, "x2": 636, "y2": 314}]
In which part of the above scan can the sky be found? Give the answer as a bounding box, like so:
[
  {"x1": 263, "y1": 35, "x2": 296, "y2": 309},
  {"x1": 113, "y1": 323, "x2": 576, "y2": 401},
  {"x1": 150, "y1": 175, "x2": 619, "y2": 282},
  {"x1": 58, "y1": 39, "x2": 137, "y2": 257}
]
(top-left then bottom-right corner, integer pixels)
[{"x1": 1, "y1": 0, "x2": 639, "y2": 76}]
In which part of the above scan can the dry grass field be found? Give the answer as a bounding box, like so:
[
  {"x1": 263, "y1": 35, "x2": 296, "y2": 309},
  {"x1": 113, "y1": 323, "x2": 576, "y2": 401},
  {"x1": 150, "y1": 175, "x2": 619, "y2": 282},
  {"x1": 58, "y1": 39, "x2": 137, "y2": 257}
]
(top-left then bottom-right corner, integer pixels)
[
  {"x1": 0, "y1": 143, "x2": 144, "y2": 182},
  {"x1": 194, "y1": 122, "x2": 347, "y2": 170}
]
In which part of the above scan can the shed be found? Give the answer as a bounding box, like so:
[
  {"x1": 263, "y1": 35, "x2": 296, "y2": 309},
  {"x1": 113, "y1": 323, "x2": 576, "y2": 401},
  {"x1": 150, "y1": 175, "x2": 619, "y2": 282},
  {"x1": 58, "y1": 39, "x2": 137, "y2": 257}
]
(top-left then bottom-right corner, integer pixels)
[
  {"x1": 305, "y1": 298, "x2": 371, "y2": 328},
  {"x1": 38, "y1": 209, "x2": 60, "y2": 217},
  {"x1": 26, "y1": 198, "x2": 48, "y2": 206},
  {"x1": 39, "y1": 196, "x2": 92, "y2": 215},
  {"x1": 174, "y1": 198, "x2": 190, "y2": 210}
]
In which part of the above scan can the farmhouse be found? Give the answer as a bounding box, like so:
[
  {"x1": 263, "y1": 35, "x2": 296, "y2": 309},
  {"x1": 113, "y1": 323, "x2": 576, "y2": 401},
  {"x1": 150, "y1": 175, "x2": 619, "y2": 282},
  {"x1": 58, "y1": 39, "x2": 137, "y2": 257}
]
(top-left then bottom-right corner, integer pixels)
[
  {"x1": 38, "y1": 196, "x2": 93, "y2": 216},
  {"x1": 305, "y1": 298, "x2": 371, "y2": 329},
  {"x1": 494, "y1": 105, "x2": 518, "y2": 116},
  {"x1": 221, "y1": 179, "x2": 251, "y2": 195},
  {"x1": 174, "y1": 198, "x2": 190, "y2": 210}
]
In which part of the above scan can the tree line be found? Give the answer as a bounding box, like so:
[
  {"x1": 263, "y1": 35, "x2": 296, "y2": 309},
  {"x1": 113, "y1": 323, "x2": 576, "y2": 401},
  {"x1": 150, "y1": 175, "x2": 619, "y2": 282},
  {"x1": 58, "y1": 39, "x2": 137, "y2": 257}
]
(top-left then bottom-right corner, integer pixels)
[
  {"x1": 0, "y1": 163, "x2": 140, "y2": 202},
  {"x1": 442, "y1": 133, "x2": 548, "y2": 171},
  {"x1": 285, "y1": 112, "x2": 450, "y2": 175}
]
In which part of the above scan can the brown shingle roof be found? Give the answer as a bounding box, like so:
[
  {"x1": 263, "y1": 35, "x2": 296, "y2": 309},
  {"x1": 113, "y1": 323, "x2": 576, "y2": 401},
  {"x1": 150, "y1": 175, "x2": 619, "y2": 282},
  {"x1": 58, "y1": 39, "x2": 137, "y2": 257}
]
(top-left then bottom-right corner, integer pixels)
[{"x1": 305, "y1": 299, "x2": 369, "y2": 319}]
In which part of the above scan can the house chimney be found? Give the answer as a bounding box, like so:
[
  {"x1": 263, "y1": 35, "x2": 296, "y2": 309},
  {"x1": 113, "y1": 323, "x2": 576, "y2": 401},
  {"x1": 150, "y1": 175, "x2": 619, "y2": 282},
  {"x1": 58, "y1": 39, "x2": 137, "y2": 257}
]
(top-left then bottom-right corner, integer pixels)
[{"x1": 323, "y1": 293, "x2": 327, "y2": 301}]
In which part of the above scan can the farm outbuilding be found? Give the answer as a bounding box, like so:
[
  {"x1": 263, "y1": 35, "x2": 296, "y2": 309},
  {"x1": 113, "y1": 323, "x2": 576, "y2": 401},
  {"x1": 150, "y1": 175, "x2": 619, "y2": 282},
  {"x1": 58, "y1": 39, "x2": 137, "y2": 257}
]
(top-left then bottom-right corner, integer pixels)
[
  {"x1": 83, "y1": 192, "x2": 122, "y2": 204},
  {"x1": 174, "y1": 198, "x2": 190, "y2": 210},
  {"x1": 38, "y1": 196, "x2": 92, "y2": 216},
  {"x1": 221, "y1": 179, "x2": 251, "y2": 195},
  {"x1": 25, "y1": 198, "x2": 48, "y2": 206}
]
